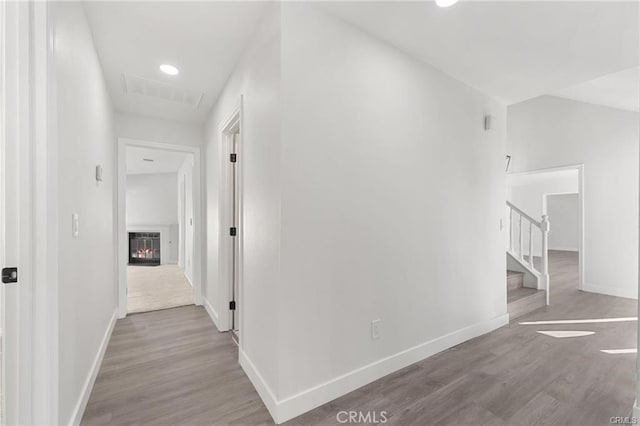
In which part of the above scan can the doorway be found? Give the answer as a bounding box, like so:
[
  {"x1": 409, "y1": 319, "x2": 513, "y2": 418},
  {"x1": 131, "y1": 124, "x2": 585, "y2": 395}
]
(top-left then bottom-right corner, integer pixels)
[
  {"x1": 117, "y1": 139, "x2": 203, "y2": 318},
  {"x1": 544, "y1": 193, "x2": 581, "y2": 293},
  {"x1": 507, "y1": 165, "x2": 584, "y2": 293},
  {"x1": 229, "y1": 131, "x2": 240, "y2": 343},
  {"x1": 220, "y1": 105, "x2": 242, "y2": 344}
]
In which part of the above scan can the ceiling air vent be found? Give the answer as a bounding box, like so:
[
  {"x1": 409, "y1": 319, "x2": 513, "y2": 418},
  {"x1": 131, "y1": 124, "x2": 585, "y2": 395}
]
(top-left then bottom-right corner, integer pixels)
[{"x1": 123, "y1": 74, "x2": 203, "y2": 108}]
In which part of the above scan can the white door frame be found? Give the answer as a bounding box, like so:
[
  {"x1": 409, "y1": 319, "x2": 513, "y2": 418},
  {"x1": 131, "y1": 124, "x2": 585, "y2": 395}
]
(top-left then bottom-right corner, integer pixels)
[
  {"x1": 116, "y1": 138, "x2": 203, "y2": 318},
  {"x1": 218, "y1": 100, "x2": 244, "y2": 339},
  {"x1": 1, "y1": 1, "x2": 58, "y2": 424},
  {"x1": 508, "y1": 164, "x2": 585, "y2": 291}
]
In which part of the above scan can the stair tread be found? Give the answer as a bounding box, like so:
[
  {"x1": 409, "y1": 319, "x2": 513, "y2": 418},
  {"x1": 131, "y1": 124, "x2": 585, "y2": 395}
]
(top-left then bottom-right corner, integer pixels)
[
  {"x1": 507, "y1": 287, "x2": 540, "y2": 303},
  {"x1": 507, "y1": 270, "x2": 524, "y2": 277}
]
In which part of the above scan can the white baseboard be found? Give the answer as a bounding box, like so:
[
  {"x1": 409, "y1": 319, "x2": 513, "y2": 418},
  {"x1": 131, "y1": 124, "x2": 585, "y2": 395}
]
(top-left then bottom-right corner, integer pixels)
[
  {"x1": 239, "y1": 349, "x2": 280, "y2": 422},
  {"x1": 583, "y1": 282, "x2": 637, "y2": 300},
  {"x1": 240, "y1": 312, "x2": 509, "y2": 424},
  {"x1": 68, "y1": 309, "x2": 117, "y2": 426},
  {"x1": 203, "y1": 297, "x2": 223, "y2": 331}
]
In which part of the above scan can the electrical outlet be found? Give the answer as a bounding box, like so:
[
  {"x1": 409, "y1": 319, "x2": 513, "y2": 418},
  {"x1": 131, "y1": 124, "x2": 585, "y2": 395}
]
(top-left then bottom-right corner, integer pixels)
[{"x1": 371, "y1": 319, "x2": 381, "y2": 340}]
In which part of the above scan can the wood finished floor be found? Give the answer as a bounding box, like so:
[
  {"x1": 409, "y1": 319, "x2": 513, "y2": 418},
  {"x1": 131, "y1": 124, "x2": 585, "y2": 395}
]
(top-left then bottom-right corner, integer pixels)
[
  {"x1": 83, "y1": 251, "x2": 637, "y2": 425},
  {"x1": 80, "y1": 307, "x2": 273, "y2": 425}
]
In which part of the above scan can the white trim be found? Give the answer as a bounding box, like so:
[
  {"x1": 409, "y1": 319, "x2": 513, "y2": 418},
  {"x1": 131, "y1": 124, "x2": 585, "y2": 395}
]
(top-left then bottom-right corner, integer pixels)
[
  {"x1": 2, "y1": 2, "x2": 58, "y2": 423},
  {"x1": 68, "y1": 310, "x2": 117, "y2": 426},
  {"x1": 246, "y1": 313, "x2": 508, "y2": 424},
  {"x1": 31, "y1": 2, "x2": 60, "y2": 423},
  {"x1": 217, "y1": 101, "x2": 243, "y2": 334},
  {"x1": 203, "y1": 297, "x2": 222, "y2": 331},
  {"x1": 184, "y1": 273, "x2": 193, "y2": 287},
  {"x1": 507, "y1": 164, "x2": 583, "y2": 177},
  {"x1": 239, "y1": 350, "x2": 279, "y2": 422},
  {"x1": 117, "y1": 138, "x2": 204, "y2": 318},
  {"x1": 582, "y1": 282, "x2": 637, "y2": 300},
  {"x1": 542, "y1": 177, "x2": 584, "y2": 292},
  {"x1": 509, "y1": 164, "x2": 585, "y2": 292}
]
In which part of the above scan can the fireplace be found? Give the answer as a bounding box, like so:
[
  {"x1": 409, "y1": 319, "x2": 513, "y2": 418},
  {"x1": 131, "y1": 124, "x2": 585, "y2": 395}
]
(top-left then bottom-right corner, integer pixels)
[{"x1": 129, "y1": 232, "x2": 161, "y2": 266}]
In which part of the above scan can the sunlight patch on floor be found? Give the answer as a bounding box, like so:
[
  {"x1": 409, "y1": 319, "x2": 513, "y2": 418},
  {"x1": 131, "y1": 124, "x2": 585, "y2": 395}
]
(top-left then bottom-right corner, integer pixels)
[
  {"x1": 601, "y1": 349, "x2": 637, "y2": 354},
  {"x1": 520, "y1": 317, "x2": 637, "y2": 325},
  {"x1": 537, "y1": 330, "x2": 595, "y2": 338}
]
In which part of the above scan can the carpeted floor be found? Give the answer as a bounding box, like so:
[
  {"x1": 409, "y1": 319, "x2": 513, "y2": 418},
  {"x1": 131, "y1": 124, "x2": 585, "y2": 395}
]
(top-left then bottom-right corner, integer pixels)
[{"x1": 127, "y1": 264, "x2": 194, "y2": 314}]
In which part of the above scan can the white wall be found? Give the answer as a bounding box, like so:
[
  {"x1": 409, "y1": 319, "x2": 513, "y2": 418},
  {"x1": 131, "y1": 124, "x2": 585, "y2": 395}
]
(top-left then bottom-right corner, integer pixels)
[
  {"x1": 547, "y1": 193, "x2": 579, "y2": 251},
  {"x1": 126, "y1": 172, "x2": 179, "y2": 264},
  {"x1": 506, "y1": 170, "x2": 579, "y2": 253},
  {"x1": 508, "y1": 95, "x2": 639, "y2": 298},
  {"x1": 203, "y1": 3, "x2": 281, "y2": 409},
  {"x1": 115, "y1": 112, "x2": 203, "y2": 148},
  {"x1": 276, "y1": 3, "x2": 507, "y2": 419},
  {"x1": 126, "y1": 173, "x2": 178, "y2": 225},
  {"x1": 54, "y1": 3, "x2": 117, "y2": 423},
  {"x1": 508, "y1": 170, "x2": 579, "y2": 219}
]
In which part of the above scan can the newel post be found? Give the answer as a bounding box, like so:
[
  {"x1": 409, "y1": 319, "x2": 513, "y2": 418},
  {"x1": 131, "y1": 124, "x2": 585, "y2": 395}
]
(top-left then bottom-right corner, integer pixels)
[{"x1": 540, "y1": 214, "x2": 550, "y2": 306}]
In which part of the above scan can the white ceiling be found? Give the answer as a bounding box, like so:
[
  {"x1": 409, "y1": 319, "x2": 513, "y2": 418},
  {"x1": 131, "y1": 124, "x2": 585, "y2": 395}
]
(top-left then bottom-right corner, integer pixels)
[
  {"x1": 126, "y1": 146, "x2": 189, "y2": 175},
  {"x1": 551, "y1": 67, "x2": 639, "y2": 112},
  {"x1": 319, "y1": 1, "x2": 639, "y2": 105},
  {"x1": 84, "y1": 1, "x2": 271, "y2": 124}
]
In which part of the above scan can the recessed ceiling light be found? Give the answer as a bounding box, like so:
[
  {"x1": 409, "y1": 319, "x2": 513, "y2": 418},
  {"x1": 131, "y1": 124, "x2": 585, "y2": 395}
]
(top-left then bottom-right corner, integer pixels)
[
  {"x1": 436, "y1": 0, "x2": 459, "y2": 7},
  {"x1": 159, "y1": 64, "x2": 179, "y2": 76}
]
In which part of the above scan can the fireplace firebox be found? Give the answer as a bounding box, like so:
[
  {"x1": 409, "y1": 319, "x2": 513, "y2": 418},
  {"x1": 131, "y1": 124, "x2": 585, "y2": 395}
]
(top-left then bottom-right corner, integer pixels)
[{"x1": 129, "y1": 232, "x2": 161, "y2": 266}]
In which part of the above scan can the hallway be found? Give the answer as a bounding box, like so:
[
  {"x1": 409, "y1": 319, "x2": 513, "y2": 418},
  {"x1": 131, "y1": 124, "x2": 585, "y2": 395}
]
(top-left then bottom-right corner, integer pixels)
[
  {"x1": 82, "y1": 252, "x2": 636, "y2": 425},
  {"x1": 81, "y1": 307, "x2": 272, "y2": 425}
]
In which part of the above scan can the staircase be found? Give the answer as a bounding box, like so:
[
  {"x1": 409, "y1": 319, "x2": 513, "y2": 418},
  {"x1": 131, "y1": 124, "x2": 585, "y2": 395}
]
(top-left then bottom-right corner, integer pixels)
[
  {"x1": 506, "y1": 201, "x2": 551, "y2": 319},
  {"x1": 507, "y1": 270, "x2": 546, "y2": 319}
]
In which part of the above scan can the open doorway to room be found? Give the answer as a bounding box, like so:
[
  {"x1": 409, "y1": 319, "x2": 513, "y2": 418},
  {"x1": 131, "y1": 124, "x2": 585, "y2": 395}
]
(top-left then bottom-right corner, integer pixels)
[
  {"x1": 125, "y1": 146, "x2": 194, "y2": 313},
  {"x1": 543, "y1": 192, "x2": 581, "y2": 295},
  {"x1": 118, "y1": 139, "x2": 203, "y2": 316},
  {"x1": 506, "y1": 166, "x2": 583, "y2": 313}
]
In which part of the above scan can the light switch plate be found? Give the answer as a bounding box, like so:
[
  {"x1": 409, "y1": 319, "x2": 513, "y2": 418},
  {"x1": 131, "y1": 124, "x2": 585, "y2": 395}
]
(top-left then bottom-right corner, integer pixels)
[{"x1": 72, "y1": 213, "x2": 79, "y2": 238}]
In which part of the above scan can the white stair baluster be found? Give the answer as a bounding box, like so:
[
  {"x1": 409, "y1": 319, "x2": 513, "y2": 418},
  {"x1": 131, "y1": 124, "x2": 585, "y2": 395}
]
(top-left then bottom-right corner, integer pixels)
[
  {"x1": 528, "y1": 221, "x2": 534, "y2": 269},
  {"x1": 509, "y1": 207, "x2": 513, "y2": 253},
  {"x1": 519, "y1": 215, "x2": 524, "y2": 261},
  {"x1": 540, "y1": 214, "x2": 551, "y2": 305}
]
